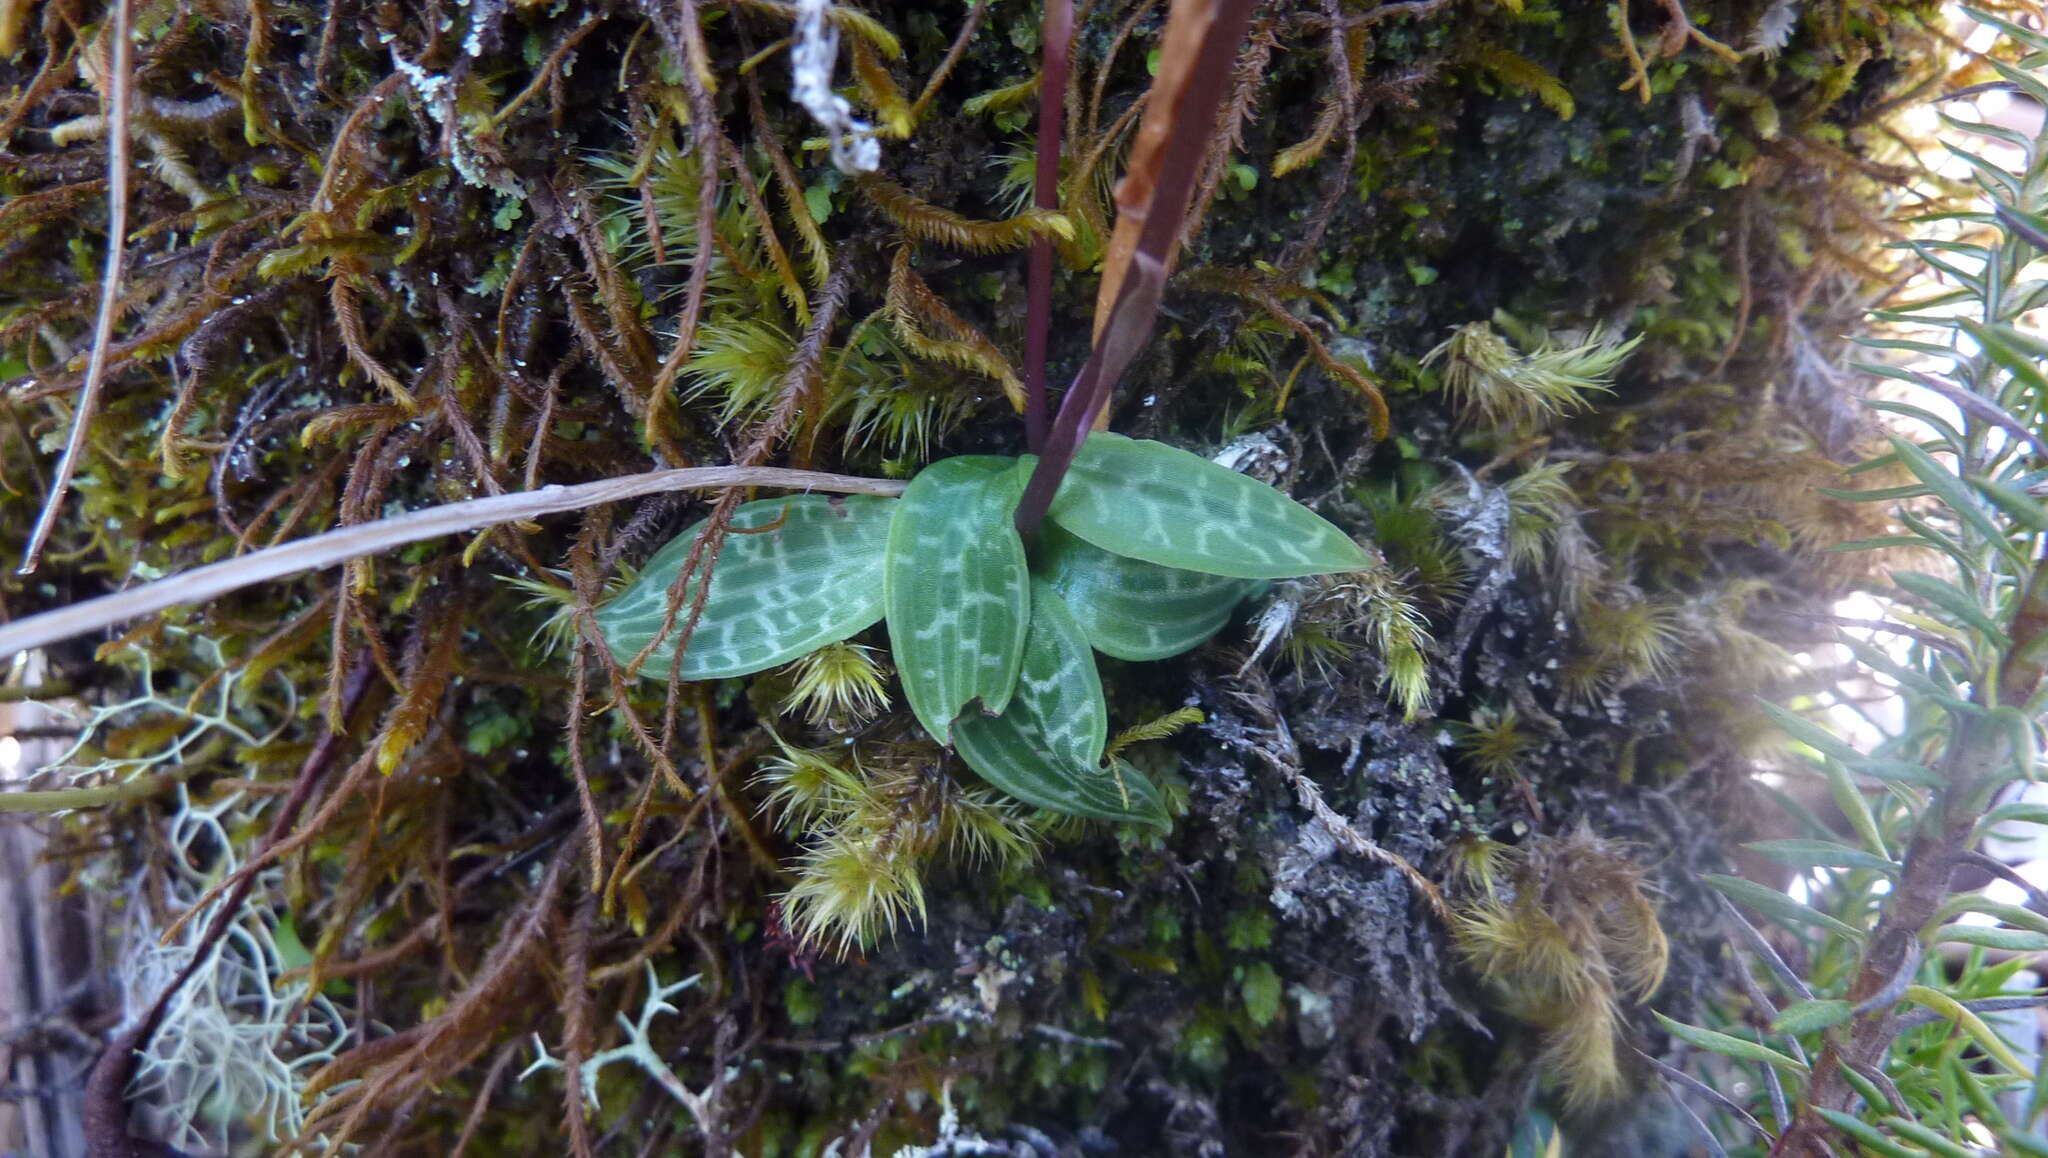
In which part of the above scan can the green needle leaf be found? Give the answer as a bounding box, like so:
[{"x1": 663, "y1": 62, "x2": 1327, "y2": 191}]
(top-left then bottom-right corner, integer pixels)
[
  {"x1": 1048, "y1": 433, "x2": 1372, "y2": 578},
  {"x1": 1701, "y1": 873, "x2": 1864, "y2": 941},
  {"x1": 886, "y1": 456, "x2": 1032, "y2": 745},
  {"x1": 952, "y1": 581, "x2": 1170, "y2": 828},
  {"x1": 1652, "y1": 1013, "x2": 1809, "y2": 1073},
  {"x1": 1743, "y1": 839, "x2": 1899, "y2": 875},
  {"x1": 596, "y1": 495, "x2": 894, "y2": 680},
  {"x1": 1036, "y1": 522, "x2": 1255, "y2": 660},
  {"x1": 1770, "y1": 998, "x2": 1854, "y2": 1036}
]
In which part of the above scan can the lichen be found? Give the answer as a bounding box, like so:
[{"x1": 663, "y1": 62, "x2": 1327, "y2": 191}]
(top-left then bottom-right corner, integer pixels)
[{"x1": 0, "y1": 0, "x2": 1953, "y2": 1151}]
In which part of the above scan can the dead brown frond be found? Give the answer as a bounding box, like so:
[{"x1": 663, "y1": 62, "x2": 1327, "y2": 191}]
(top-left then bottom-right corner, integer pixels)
[
  {"x1": 860, "y1": 174, "x2": 1073, "y2": 253},
  {"x1": 371, "y1": 601, "x2": 465, "y2": 776},
  {"x1": 1273, "y1": 21, "x2": 1364, "y2": 178},
  {"x1": 884, "y1": 246, "x2": 1025, "y2": 410},
  {"x1": 1187, "y1": 266, "x2": 1391, "y2": 437},
  {"x1": 296, "y1": 844, "x2": 574, "y2": 1152}
]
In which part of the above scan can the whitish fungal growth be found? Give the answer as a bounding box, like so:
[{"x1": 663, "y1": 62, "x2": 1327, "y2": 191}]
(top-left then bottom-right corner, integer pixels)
[{"x1": 792, "y1": 0, "x2": 880, "y2": 174}]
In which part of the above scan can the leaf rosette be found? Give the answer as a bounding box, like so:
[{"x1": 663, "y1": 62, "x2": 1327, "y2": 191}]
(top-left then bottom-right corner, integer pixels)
[{"x1": 596, "y1": 434, "x2": 1370, "y2": 825}]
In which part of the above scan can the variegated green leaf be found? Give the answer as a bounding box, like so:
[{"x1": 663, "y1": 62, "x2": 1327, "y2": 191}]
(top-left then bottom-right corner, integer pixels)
[
  {"x1": 1047, "y1": 433, "x2": 1372, "y2": 578},
  {"x1": 597, "y1": 494, "x2": 894, "y2": 680},
  {"x1": 886, "y1": 456, "x2": 1031, "y2": 745},
  {"x1": 952, "y1": 581, "x2": 1169, "y2": 827},
  {"x1": 1037, "y1": 522, "x2": 1254, "y2": 661}
]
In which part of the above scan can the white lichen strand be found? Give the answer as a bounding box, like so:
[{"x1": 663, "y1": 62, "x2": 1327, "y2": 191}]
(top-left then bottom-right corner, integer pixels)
[
  {"x1": 792, "y1": 0, "x2": 881, "y2": 174},
  {"x1": 122, "y1": 786, "x2": 350, "y2": 1151}
]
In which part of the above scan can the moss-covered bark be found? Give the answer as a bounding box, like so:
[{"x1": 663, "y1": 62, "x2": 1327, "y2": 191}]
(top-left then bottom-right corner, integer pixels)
[{"x1": 0, "y1": 0, "x2": 1947, "y2": 1152}]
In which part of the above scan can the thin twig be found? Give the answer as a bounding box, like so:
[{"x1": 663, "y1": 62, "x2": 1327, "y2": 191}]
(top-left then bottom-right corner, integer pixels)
[
  {"x1": 20, "y1": 0, "x2": 132, "y2": 575},
  {"x1": 909, "y1": 0, "x2": 986, "y2": 122},
  {"x1": 1232, "y1": 668, "x2": 1449, "y2": 922},
  {"x1": 0, "y1": 465, "x2": 904, "y2": 659},
  {"x1": 1637, "y1": 1050, "x2": 1773, "y2": 1141},
  {"x1": 1721, "y1": 893, "x2": 1816, "y2": 1001}
]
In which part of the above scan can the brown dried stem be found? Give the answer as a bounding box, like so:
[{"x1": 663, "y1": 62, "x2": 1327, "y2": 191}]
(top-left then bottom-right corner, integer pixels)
[
  {"x1": 0, "y1": 464, "x2": 904, "y2": 660},
  {"x1": 19, "y1": 0, "x2": 131, "y2": 576}
]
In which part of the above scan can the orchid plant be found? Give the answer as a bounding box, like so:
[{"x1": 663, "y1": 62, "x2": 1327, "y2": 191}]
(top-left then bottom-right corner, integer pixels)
[
  {"x1": 593, "y1": 0, "x2": 1313, "y2": 830},
  {"x1": 596, "y1": 433, "x2": 1369, "y2": 826}
]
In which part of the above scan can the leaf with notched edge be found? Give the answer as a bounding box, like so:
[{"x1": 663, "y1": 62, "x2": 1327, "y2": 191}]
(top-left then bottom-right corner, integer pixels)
[
  {"x1": 1048, "y1": 433, "x2": 1372, "y2": 578},
  {"x1": 886, "y1": 456, "x2": 1031, "y2": 745},
  {"x1": 953, "y1": 581, "x2": 1169, "y2": 827},
  {"x1": 596, "y1": 494, "x2": 894, "y2": 681},
  {"x1": 1037, "y1": 521, "x2": 1254, "y2": 661}
]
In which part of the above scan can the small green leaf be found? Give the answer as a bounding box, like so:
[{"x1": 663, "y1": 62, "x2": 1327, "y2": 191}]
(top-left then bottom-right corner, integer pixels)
[
  {"x1": 1701, "y1": 873, "x2": 1864, "y2": 940},
  {"x1": 273, "y1": 916, "x2": 314, "y2": 974},
  {"x1": 597, "y1": 495, "x2": 894, "y2": 680},
  {"x1": 1241, "y1": 962, "x2": 1282, "y2": 1027},
  {"x1": 1818, "y1": 483, "x2": 1931, "y2": 503},
  {"x1": 1827, "y1": 535, "x2": 1927, "y2": 553},
  {"x1": 886, "y1": 456, "x2": 1032, "y2": 745},
  {"x1": 1809, "y1": 1110, "x2": 1926, "y2": 1158},
  {"x1": 1653, "y1": 1013, "x2": 1809, "y2": 1072},
  {"x1": 1890, "y1": 436, "x2": 2019, "y2": 566},
  {"x1": 1970, "y1": 476, "x2": 2048, "y2": 534},
  {"x1": 2003, "y1": 1131, "x2": 2048, "y2": 1158},
  {"x1": 1878, "y1": 1116, "x2": 1976, "y2": 1158},
  {"x1": 1902, "y1": 984, "x2": 2034, "y2": 1076},
  {"x1": 952, "y1": 582, "x2": 1169, "y2": 828},
  {"x1": 1744, "y1": 839, "x2": 1898, "y2": 875},
  {"x1": 1048, "y1": 433, "x2": 1372, "y2": 578},
  {"x1": 1939, "y1": 899, "x2": 2048, "y2": 936},
  {"x1": 1771, "y1": 998, "x2": 1853, "y2": 1035},
  {"x1": 1957, "y1": 317, "x2": 2048, "y2": 398},
  {"x1": 803, "y1": 183, "x2": 834, "y2": 225},
  {"x1": 1036, "y1": 522, "x2": 1255, "y2": 660},
  {"x1": 1809, "y1": 725, "x2": 1888, "y2": 858},
  {"x1": 1892, "y1": 570, "x2": 2010, "y2": 648},
  {"x1": 1759, "y1": 701, "x2": 1864, "y2": 766},
  {"x1": 1930, "y1": 924, "x2": 2048, "y2": 952},
  {"x1": 1981, "y1": 801, "x2": 2048, "y2": 828}
]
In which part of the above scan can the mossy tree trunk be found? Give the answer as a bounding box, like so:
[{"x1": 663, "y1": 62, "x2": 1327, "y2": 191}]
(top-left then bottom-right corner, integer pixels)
[{"x1": 0, "y1": 0, "x2": 1941, "y2": 1153}]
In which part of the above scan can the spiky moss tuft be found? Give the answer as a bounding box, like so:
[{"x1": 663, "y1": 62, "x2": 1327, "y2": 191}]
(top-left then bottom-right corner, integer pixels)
[
  {"x1": 756, "y1": 736, "x2": 1037, "y2": 956},
  {"x1": 1452, "y1": 827, "x2": 1669, "y2": 1113}
]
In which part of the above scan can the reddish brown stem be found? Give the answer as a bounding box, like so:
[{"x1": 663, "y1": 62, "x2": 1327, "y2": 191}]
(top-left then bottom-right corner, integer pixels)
[
  {"x1": 1015, "y1": 0, "x2": 1257, "y2": 537},
  {"x1": 1774, "y1": 559, "x2": 2048, "y2": 1156},
  {"x1": 1023, "y1": 0, "x2": 1073, "y2": 453}
]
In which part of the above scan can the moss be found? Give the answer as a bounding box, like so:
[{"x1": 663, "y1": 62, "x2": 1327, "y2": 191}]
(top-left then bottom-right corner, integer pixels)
[{"x1": 0, "y1": 0, "x2": 1953, "y2": 1151}]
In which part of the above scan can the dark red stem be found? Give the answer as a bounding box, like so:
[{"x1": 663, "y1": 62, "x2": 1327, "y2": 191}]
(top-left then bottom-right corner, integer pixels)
[
  {"x1": 1014, "y1": 0, "x2": 1256, "y2": 537},
  {"x1": 1023, "y1": 0, "x2": 1073, "y2": 454}
]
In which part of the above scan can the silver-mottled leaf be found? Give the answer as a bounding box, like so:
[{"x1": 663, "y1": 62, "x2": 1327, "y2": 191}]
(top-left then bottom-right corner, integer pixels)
[
  {"x1": 1037, "y1": 522, "x2": 1253, "y2": 660},
  {"x1": 885, "y1": 456, "x2": 1031, "y2": 745},
  {"x1": 953, "y1": 581, "x2": 1169, "y2": 827},
  {"x1": 1047, "y1": 433, "x2": 1372, "y2": 578},
  {"x1": 596, "y1": 495, "x2": 893, "y2": 680}
]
